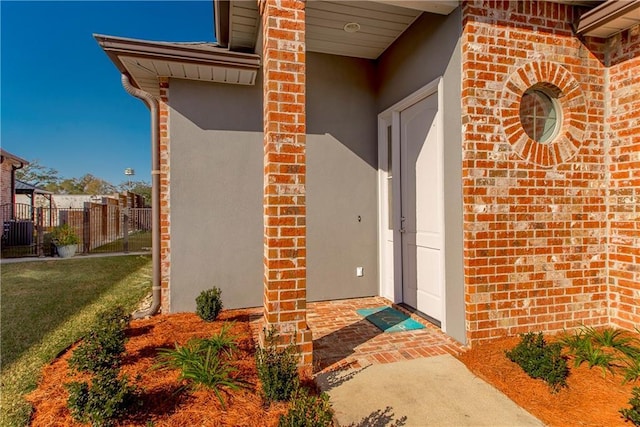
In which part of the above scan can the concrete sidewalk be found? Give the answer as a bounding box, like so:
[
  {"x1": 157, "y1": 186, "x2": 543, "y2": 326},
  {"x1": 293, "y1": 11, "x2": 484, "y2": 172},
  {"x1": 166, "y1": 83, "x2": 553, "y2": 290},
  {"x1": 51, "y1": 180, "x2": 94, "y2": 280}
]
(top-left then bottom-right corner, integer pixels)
[
  {"x1": 316, "y1": 354, "x2": 543, "y2": 427},
  {"x1": 0, "y1": 251, "x2": 150, "y2": 264}
]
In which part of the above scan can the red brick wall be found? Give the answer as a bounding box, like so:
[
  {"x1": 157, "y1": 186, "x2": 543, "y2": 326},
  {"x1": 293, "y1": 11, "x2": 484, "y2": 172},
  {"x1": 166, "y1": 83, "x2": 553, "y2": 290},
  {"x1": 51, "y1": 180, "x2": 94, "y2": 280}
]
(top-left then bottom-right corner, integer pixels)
[
  {"x1": 159, "y1": 77, "x2": 171, "y2": 313},
  {"x1": 462, "y1": 1, "x2": 609, "y2": 342},
  {"x1": 259, "y1": 0, "x2": 312, "y2": 374},
  {"x1": 608, "y1": 24, "x2": 640, "y2": 330},
  {"x1": 1, "y1": 160, "x2": 14, "y2": 226},
  {"x1": 1, "y1": 160, "x2": 13, "y2": 207}
]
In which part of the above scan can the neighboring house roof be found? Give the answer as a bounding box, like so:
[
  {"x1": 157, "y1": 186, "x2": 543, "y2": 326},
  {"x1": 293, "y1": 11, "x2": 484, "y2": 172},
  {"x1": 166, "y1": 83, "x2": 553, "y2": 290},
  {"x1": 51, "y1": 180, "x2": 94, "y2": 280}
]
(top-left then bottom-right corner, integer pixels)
[
  {"x1": 577, "y1": 0, "x2": 640, "y2": 37},
  {"x1": 15, "y1": 180, "x2": 52, "y2": 195},
  {"x1": 94, "y1": 34, "x2": 261, "y2": 96},
  {"x1": 0, "y1": 149, "x2": 28, "y2": 167}
]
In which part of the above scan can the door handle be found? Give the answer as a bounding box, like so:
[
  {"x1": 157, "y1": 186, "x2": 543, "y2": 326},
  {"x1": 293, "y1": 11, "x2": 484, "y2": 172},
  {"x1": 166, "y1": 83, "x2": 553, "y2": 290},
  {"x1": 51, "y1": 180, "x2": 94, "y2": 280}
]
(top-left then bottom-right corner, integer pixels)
[{"x1": 399, "y1": 228, "x2": 406, "y2": 233}]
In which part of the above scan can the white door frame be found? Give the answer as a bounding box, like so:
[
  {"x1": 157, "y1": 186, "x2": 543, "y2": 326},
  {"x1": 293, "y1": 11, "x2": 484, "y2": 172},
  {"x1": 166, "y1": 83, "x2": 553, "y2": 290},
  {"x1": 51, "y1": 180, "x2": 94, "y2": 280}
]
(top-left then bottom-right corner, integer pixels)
[{"x1": 377, "y1": 77, "x2": 446, "y2": 331}]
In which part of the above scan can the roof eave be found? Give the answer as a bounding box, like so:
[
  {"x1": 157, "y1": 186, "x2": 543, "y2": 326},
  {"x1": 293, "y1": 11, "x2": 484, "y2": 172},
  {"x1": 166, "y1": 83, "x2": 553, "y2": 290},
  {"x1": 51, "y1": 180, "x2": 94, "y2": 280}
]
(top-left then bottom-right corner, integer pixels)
[
  {"x1": 577, "y1": 0, "x2": 640, "y2": 37},
  {"x1": 0, "y1": 149, "x2": 29, "y2": 167},
  {"x1": 94, "y1": 34, "x2": 261, "y2": 96}
]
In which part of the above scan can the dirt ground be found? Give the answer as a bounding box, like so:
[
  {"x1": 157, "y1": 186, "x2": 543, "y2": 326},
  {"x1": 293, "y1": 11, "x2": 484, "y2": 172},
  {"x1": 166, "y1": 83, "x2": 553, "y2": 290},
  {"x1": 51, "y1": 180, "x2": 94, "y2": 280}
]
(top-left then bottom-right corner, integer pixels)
[
  {"x1": 457, "y1": 335, "x2": 638, "y2": 427},
  {"x1": 27, "y1": 311, "x2": 289, "y2": 426}
]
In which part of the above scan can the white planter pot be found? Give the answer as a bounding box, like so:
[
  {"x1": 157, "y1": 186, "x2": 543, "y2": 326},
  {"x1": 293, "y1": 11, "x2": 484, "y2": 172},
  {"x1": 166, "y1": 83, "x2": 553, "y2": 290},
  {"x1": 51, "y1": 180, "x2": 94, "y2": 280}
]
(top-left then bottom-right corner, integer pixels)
[{"x1": 56, "y1": 244, "x2": 77, "y2": 258}]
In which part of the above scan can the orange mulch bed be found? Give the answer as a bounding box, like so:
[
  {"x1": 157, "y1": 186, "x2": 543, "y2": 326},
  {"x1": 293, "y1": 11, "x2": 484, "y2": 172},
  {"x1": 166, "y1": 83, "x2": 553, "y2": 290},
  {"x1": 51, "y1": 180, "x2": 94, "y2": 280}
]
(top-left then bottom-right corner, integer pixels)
[
  {"x1": 27, "y1": 310, "x2": 289, "y2": 426},
  {"x1": 457, "y1": 335, "x2": 638, "y2": 427}
]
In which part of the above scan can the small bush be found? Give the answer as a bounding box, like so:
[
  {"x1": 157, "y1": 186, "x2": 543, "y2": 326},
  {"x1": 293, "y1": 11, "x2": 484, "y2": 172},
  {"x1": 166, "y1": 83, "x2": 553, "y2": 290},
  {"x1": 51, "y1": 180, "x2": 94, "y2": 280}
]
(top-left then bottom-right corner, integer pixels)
[
  {"x1": 278, "y1": 387, "x2": 333, "y2": 427},
  {"x1": 506, "y1": 332, "x2": 569, "y2": 392},
  {"x1": 69, "y1": 307, "x2": 130, "y2": 373},
  {"x1": 66, "y1": 307, "x2": 137, "y2": 425},
  {"x1": 66, "y1": 367, "x2": 138, "y2": 427},
  {"x1": 51, "y1": 223, "x2": 79, "y2": 246},
  {"x1": 620, "y1": 386, "x2": 640, "y2": 426},
  {"x1": 256, "y1": 328, "x2": 299, "y2": 402},
  {"x1": 196, "y1": 287, "x2": 223, "y2": 322},
  {"x1": 155, "y1": 326, "x2": 244, "y2": 408}
]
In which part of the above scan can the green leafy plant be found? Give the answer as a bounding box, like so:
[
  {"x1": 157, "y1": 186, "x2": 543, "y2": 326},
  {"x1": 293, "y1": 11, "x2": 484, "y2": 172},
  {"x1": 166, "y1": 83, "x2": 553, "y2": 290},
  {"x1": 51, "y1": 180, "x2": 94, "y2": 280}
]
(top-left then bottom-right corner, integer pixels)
[
  {"x1": 199, "y1": 323, "x2": 238, "y2": 355},
  {"x1": 155, "y1": 327, "x2": 244, "y2": 408},
  {"x1": 506, "y1": 332, "x2": 569, "y2": 392},
  {"x1": 195, "y1": 287, "x2": 223, "y2": 322},
  {"x1": 623, "y1": 357, "x2": 640, "y2": 384},
  {"x1": 256, "y1": 327, "x2": 300, "y2": 402},
  {"x1": 560, "y1": 326, "x2": 640, "y2": 377},
  {"x1": 51, "y1": 223, "x2": 79, "y2": 246},
  {"x1": 66, "y1": 367, "x2": 138, "y2": 427},
  {"x1": 66, "y1": 306, "x2": 137, "y2": 426},
  {"x1": 620, "y1": 386, "x2": 640, "y2": 426},
  {"x1": 69, "y1": 307, "x2": 130, "y2": 373},
  {"x1": 572, "y1": 339, "x2": 618, "y2": 376},
  {"x1": 278, "y1": 386, "x2": 333, "y2": 427}
]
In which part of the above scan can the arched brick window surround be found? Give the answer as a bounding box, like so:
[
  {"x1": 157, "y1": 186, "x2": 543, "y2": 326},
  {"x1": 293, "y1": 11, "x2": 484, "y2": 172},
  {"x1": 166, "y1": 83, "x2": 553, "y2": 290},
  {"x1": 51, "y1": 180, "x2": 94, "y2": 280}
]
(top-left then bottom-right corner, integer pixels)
[{"x1": 500, "y1": 61, "x2": 587, "y2": 168}]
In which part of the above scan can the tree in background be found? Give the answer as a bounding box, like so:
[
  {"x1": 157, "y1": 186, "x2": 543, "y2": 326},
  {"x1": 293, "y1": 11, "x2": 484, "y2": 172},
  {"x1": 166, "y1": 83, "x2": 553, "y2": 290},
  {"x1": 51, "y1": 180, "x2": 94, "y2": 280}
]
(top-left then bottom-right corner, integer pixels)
[
  {"x1": 16, "y1": 159, "x2": 149, "y2": 200},
  {"x1": 15, "y1": 160, "x2": 60, "y2": 189},
  {"x1": 118, "y1": 181, "x2": 151, "y2": 206}
]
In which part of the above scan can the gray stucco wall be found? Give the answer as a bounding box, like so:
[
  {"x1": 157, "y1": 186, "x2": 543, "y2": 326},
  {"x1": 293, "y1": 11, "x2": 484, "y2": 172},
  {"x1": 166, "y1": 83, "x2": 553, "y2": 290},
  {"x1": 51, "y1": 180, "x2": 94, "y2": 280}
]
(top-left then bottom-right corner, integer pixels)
[
  {"x1": 376, "y1": 9, "x2": 465, "y2": 344},
  {"x1": 307, "y1": 53, "x2": 378, "y2": 301},
  {"x1": 168, "y1": 51, "x2": 379, "y2": 311}
]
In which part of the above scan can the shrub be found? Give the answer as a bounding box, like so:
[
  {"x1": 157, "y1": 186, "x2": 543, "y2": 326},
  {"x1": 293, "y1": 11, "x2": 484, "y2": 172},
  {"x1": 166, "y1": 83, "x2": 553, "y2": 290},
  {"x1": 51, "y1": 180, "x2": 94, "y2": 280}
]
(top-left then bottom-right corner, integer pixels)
[
  {"x1": 256, "y1": 328, "x2": 299, "y2": 402},
  {"x1": 66, "y1": 307, "x2": 137, "y2": 425},
  {"x1": 69, "y1": 307, "x2": 130, "y2": 373},
  {"x1": 196, "y1": 287, "x2": 223, "y2": 322},
  {"x1": 51, "y1": 223, "x2": 79, "y2": 246},
  {"x1": 620, "y1": 386, "x2": 640, "y2": 426},
  {"x1": 155, "y1": 326, "x2": 244, "y2": 408},
  {"x1": 66, "y1": 367, "x2": 138, "y2": 426},
  {"x1": 278, "y1": 387, "x2": 333, "y2": 427},
  {"x1": 506, "y1": 332, "x2": 569, "y2": 392}
]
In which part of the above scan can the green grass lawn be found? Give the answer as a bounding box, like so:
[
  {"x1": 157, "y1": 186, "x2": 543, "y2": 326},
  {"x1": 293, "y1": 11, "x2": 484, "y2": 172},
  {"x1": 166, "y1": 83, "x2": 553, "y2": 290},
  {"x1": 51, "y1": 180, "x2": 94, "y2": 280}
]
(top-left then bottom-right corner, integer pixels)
[
  {"x1": 90, "y1": 230, "x2": 152, "y2": 253},
  {"x1": 0, "y1": 255, "x2": 152, "y2": 427}
]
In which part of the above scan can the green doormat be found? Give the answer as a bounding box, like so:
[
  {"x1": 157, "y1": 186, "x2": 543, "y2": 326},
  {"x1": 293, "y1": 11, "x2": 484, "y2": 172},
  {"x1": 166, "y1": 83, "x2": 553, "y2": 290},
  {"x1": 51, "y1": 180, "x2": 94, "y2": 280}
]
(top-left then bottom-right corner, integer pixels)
[{"x1": 356, "y1": 307, "x2": 425, "y2": 333}]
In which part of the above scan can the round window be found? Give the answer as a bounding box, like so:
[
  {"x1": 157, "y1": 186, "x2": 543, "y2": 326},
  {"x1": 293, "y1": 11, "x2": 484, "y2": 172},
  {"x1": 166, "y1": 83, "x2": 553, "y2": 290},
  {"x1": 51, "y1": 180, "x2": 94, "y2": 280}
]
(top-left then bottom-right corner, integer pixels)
[{"x1": 519, "y1": 89, "x2": 560, "y2": 143}]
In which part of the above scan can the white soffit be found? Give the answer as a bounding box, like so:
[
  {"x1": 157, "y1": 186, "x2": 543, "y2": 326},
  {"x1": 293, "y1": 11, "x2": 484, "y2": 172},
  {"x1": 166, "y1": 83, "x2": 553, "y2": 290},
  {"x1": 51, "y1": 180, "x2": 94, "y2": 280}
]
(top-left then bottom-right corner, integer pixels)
[
  {"x1": 95, "y1": 34, "x2": 261, "y2": 97},
  {"x1": 120, "y1": 56, "x2": 257, "y2": 97},
  {"x1": 228, "y1": 0, "x2": 458, "y2": 59}
]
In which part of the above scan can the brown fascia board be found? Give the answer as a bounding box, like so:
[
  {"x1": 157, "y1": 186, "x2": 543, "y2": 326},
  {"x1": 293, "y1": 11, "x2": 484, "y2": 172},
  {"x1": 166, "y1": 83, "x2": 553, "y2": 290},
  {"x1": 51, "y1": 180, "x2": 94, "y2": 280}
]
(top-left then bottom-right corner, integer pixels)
[
  {"x1": 577, "y1": 0, "x2": 640, "y2": 35},
  {"x1": 0, "y1": 149, "x2": 29, "y2": 166},
  {"x1": 214, "y1": 0, "x2": 230, "y2": 48},
  {"x1": 93, "y1": 34, "x2": 260, "y2": 76}
]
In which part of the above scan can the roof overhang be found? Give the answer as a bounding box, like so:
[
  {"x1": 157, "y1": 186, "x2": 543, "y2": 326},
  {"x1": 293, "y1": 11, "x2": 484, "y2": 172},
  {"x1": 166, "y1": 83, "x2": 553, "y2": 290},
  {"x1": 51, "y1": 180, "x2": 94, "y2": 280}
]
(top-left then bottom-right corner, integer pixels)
[
  {"x1": 0, "y1": 149, "x2": 28, "y2": 167},
  {"x1": 577, "y1": 0, "x2": 640, "y2": 37},
  {"x1": 94, "y1": 34, "x2": 261, "y2": 97},
  {"x1": 215, "y1": 0, "x2": 459, "y2": 59},
  {"x1": 15, "y1": 180, "x2": 52, "y2": 195}
]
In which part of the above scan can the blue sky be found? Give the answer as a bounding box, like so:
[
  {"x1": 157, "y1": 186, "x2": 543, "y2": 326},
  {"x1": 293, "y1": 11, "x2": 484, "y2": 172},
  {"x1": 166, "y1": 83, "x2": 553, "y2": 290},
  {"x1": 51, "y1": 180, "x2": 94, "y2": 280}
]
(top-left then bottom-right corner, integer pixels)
[{"x1": 1, "y1": 1, "x2": 215, "y2": 186}]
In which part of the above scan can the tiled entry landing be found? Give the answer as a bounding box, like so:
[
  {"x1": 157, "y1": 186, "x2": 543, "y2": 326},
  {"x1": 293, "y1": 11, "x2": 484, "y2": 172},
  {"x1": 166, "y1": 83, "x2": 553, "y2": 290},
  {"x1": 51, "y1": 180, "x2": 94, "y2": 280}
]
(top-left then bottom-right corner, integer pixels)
[{"x1": 308, "y1": 297, "x2": 465, "y2": 375}]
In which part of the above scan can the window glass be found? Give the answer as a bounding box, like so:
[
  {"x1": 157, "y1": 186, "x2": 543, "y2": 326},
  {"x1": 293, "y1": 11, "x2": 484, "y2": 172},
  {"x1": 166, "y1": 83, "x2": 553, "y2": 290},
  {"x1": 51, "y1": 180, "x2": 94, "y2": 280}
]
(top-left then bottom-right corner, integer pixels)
[{"x1": 519, "y1": 89, "x2": 558, "y2": 143}]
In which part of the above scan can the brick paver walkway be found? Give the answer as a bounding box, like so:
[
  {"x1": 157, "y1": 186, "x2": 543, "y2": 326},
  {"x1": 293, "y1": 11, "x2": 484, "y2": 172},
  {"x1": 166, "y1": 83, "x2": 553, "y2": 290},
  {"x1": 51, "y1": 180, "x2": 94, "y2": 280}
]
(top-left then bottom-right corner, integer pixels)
[
  {"x1": 307, "y1": 297, "x2": 465, "y2": 374},
  {"x1": 245, "y1": 296, "x2": 466, "y2": 375}
]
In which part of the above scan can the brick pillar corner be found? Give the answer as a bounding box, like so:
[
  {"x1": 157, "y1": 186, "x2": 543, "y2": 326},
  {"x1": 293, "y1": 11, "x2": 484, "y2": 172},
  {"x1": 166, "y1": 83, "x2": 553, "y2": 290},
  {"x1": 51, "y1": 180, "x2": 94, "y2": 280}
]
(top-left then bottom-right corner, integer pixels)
[
  {"x1": 259, "y1": 0, "x2": 312, "y2": 376},
  {"x1": 158, "y1": 77, "x2": 171, "y2": 314}
]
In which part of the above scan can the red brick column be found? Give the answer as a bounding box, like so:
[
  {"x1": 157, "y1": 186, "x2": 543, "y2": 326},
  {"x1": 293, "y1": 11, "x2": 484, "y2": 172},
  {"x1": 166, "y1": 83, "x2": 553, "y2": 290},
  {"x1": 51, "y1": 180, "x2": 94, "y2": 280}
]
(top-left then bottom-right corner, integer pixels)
[{"x1": 259, "y1": 0, "x2": 312, "y2": 375}]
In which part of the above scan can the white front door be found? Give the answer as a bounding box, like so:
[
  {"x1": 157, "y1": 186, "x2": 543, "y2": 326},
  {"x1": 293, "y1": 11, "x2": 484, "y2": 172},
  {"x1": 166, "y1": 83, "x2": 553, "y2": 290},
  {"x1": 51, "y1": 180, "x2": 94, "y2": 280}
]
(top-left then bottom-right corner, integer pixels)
[{"x1": 400, "y1": 92, "x2": 443, "y2": 321}]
